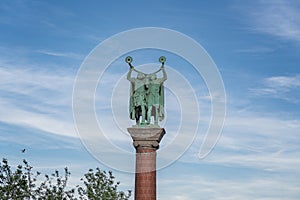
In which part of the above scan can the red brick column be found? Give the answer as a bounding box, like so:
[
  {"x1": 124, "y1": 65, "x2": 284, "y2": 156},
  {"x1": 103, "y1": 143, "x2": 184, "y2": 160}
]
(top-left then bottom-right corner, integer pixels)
[
  {"x1": 135, "y1": 148, "x2": 157, "y2": 200},
  {"x1": 127, "y1": 128, "x2": 166, "y2": 200}
]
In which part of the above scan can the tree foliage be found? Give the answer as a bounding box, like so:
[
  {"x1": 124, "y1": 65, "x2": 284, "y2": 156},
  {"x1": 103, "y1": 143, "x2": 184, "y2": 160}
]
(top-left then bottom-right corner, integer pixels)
[
  {"x1": 77, "y1": 168, "x2": 131, "y2": 200},
  {"x1": 0, "y1": 158, "x2": 131, "y2": 200}
]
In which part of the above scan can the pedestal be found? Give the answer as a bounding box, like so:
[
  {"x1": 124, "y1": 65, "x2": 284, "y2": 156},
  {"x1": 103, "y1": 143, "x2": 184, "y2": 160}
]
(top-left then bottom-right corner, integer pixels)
[{"x1": 127, "y1": 128, "x2": 166, "y2": 200}]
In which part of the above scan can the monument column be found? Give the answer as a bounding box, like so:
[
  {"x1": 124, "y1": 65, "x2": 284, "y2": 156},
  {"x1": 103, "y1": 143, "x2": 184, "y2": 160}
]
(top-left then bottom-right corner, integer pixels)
[
  {"x1": 128, "y1": 128, "x2": 165, "y2": 200},
  {"x1": 126, "y1": 56, "x2": 167, "y2": 200}
]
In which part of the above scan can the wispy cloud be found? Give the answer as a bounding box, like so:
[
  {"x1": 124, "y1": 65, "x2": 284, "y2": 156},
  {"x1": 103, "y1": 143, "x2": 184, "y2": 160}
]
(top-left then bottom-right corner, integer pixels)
[
  {"x1": 0, "y1": 101, "x2": 76, "y2": 138},
  {"x1": 0, "y1": 65, "x2": 74, "y2": 106},
  {"x1": 0, "y1": 57, "x2": 76, "y2": 138},
  {"x1": 181, "y1": 110, "x2": 300, "y2": 172},
  {"x1": 36, "y1": 49, "x2": 84, "y2": 60},
  {"x1": 265, "y1": 75, "x2": 300, "y2": 88},
  {"x1": 249, "y1": 74, "x2": 300, "y2": 103},
  {"x1": 246, "y1": 0, "x2": 300, "y2": 42},
  {"x1": 158, "y1": 171, "x2": 300, "y2": 199}
]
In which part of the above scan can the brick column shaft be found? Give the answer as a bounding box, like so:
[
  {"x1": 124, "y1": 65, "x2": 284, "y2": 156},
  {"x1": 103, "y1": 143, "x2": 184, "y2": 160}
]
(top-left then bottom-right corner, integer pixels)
[
  {"x1": 127, "y1": 128, "x2": 165, "y2": 200},
  {"x1": 135, "y1": 148, "x2": 157, "y2": 200}
]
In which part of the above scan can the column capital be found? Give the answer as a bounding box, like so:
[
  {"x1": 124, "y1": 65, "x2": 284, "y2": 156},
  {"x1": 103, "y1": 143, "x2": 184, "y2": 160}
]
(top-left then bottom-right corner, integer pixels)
[{"x1": 127, "y1": 128, "x2": 166, "y2": 150}]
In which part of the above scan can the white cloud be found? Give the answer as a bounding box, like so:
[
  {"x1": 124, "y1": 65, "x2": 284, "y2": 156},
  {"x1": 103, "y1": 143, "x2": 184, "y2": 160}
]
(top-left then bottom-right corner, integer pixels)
[
  {"x1": 158, "y1": 173, "x2": 300, "y2": 200},
  {"x1": 36, "y1": 49, "x2": 84, "y2": 60},
  {"x1": 265, "y1": 75, "x2": 300, "y2": 88},
  {"x1": 180, "y1": 109, "x2": 300, "y2": 174},
  {"x1": 0, "y1": 101, "x2": 76, "y2": 138},
  {"x1": 250, "y1": 74, "x2": 300, "y2": 103},
  {"x1": 0, "y1": 67, "x2": 73, "y2": 102},
  {"x1": 0, "y1": 58, "x2": 77, "y2": 138},
  {"x1": 247, "y1": 0, "x2": 300, "y2": 42}
]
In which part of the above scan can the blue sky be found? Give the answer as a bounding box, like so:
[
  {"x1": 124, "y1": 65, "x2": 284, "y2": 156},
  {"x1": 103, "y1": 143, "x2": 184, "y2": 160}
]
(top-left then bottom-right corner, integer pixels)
[{"x1": 1, "y1": 0, "x2": 300, "y2": 199}]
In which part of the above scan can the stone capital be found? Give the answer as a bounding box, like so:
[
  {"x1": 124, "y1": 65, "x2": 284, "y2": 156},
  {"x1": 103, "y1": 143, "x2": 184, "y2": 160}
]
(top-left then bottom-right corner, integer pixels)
[{"x1": 127, "y1": 128, "x2": 166, "y2": 150}]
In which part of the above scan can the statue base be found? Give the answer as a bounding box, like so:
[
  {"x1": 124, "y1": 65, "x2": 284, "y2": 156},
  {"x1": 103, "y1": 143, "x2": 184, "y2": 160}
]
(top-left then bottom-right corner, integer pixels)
[
  {"x1": 132, "y1": 124, "x2": 160, "y2": 128},
  {"x1": 127, "y1": 128, "x2": 165, "y2": 149}
]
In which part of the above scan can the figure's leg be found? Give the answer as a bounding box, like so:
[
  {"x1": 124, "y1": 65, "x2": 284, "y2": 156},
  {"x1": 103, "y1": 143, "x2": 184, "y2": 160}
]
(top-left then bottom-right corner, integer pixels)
[
  {"x1": 135, "y1": 107, "x2": 140, "y2": 125},
  {"x1": 132, "y1": 109, "x2": 135, "y2": 121},
  {"x1": 153, "y1": 105, "x2": 159, "y2": 126},
  {"x1": 147, "y1": 106, "x2": 152, "y2": 125},
  {"x1": 141, "y1": 105, "x2": 146, "y2": 125}
]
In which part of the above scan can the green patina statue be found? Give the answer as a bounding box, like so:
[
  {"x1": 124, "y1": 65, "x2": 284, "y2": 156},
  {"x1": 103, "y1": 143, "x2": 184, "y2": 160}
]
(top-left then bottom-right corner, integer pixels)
[{"x1": 126, "y1": 56, "x2": 167, "y2": 127}]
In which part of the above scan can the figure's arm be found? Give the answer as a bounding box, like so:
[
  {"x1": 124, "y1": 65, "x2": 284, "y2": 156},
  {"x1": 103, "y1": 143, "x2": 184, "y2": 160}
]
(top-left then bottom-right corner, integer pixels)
[
  {"x1": 162, "y1": 65, "x2": 167, "y2": 81},
  {"x1": 127, "y1": 68, "x2": 134, "y2": 82},
  {"x1": 155, "y1": 56, "x2": 167, "y2": 81},
  {"x1": 128, "y1": 62, "x2": 134, "y2": 69},
  {"x1": 126, "y1": 56, "x2": 136, "y2": 82}
]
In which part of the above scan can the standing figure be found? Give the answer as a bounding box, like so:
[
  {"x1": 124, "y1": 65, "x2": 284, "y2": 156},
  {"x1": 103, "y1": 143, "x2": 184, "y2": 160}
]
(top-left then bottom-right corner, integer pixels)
[
  {"x1": 146, "y1": 57, "x2": 167, "y2": 126},
  {"x1": 126, "y1": 57, "x2": 147, "y2": 126}
]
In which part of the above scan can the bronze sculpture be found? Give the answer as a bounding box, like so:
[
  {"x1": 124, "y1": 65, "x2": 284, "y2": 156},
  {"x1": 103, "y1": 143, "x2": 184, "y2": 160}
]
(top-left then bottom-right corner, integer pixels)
[{"x1": 126, "y1": 56, "x2": 167, "y2": 127}]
